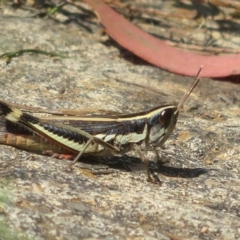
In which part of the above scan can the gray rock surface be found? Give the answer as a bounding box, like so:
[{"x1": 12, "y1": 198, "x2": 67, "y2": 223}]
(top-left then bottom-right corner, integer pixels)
[{"x1": 0, "y1": 2, "x2": 240, "y2": 240}]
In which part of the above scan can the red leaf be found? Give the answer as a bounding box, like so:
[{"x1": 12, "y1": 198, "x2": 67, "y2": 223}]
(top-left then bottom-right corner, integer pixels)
[{"x1": 83, "y1": 0, "x2": 240, "y2": 78}]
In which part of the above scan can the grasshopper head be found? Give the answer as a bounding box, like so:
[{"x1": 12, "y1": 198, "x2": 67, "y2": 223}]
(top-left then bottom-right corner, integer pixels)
[
  {"x1": 148, "y1": 106, "x2": 178, "y2": 147},
  {"x1": 148, "y1": 66, "x2": 202, "y2": 149}
]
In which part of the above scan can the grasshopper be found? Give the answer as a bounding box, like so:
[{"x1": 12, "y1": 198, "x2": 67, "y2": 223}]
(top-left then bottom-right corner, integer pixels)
[{"x1": 0, "y1": 68, "x2": 202, "y2": 183}]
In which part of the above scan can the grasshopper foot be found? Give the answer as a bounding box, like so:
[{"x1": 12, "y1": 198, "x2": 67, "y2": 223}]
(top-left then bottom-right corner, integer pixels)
[
  {"x1": 43, "y1": 150, "x2": 75, "y2": 160},
  {"x1": 65, "y1": 162, "x2": 74, "y2": 172},
  {"x1": 147, "y1": 170, "x2": 162, "y2": 185}
]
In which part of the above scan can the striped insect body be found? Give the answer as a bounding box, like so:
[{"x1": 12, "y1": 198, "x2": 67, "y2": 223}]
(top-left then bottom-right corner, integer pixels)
[{"x1": 0, "y1": 67, "x2": 202, "y2": 184}]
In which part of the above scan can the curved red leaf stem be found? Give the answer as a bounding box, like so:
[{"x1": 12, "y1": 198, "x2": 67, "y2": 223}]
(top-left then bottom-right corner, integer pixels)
[{"x1": 83, "y1": 0, "x2": 240, "y2": 78}]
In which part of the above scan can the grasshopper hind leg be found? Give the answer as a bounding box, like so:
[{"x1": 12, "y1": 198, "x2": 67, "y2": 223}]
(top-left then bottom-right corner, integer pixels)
[
  {"x1": 67, "y1": 136, "x2": 122, "y2": 170},
  {"x1": 67, "y1": 138, "x2": 93, "y2": 170}
]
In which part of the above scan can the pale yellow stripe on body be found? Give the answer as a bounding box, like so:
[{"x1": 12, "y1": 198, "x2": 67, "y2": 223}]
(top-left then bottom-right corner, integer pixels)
[{"x1": 29, "y1": 123, "x2": 104, "y2": 153}]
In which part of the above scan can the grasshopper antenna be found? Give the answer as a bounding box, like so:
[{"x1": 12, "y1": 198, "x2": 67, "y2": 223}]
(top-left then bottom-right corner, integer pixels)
[{"x1": 175, "y1": 65, "x2": 203, "y2": 114}]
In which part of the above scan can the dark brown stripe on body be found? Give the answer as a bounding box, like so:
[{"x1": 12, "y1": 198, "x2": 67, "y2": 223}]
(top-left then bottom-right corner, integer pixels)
[
  {"x1": 38, "y1": 122, "x2": 89, "y2": 143},
  {"x1": 6, "y1": 120, "x2": 32, "y2": 134},
  {"x1": 0, "y1": 101, "x2": 14, "y2": 116},
  {"x1": 48, "y1": 118, "x2": 147, "y2": 136}
]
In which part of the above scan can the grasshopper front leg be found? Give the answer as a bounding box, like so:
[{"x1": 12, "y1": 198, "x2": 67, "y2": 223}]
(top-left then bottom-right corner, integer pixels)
[
  {"x1": 135, "y1": 145, "x2": 161, "y2": 184},
  {"x1": 152, "y1": 147, "x2": 169, "y2": 164}
]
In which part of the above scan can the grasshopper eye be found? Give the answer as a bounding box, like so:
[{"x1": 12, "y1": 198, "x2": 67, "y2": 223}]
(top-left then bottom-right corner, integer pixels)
[{"x1": 159, "y1": 109, "x2": 173, "y2": 127}]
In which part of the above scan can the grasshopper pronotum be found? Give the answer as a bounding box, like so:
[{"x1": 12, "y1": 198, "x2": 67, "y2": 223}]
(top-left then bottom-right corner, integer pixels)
[{"x1": 0, "y1": 68, "x2": 202, "y2": 183}]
